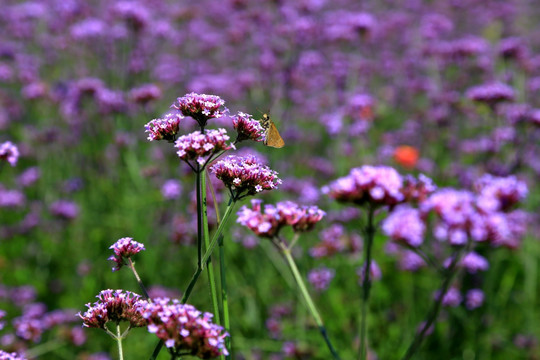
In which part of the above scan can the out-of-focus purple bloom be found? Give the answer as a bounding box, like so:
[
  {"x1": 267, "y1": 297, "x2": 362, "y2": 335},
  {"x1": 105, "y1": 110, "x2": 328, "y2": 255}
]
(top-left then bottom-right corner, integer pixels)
[
  {"x1": 21, "y1": 82, "x2": 47, "y2": 100},
  {"x1": 129, "y1": 84, "x2": 161, "y2": 105},
  {"x1": 465, "y1": 289, "x2": 485, "y2": 310},
  {"x1": 108, "y1": 237, "x2": 145, "y2": 272},
  {"x1": 161, "y1": 179, "x2": 182, "y2": 200},
  {"x1": 382, "y1": 206, "x2": 425, "y2": 247},
  {"x1": 172, "y1": 92, "x2": 228, "y2": 128},
  {"x1": 145, "y1": 113, "x2": 182, "y2": 142},
  {"x1": 474, "y1": 174, "x2": 528, "y2": 212},
  {"x1": 70, "y1": 18, "x2": 106, "y2": 39},
  {"x1": 357, "y1": 261, "x2": 382, "y2": 283},
  {"x1": 498, "y1": 37, "x2": 528, "y2": 61},
  {"x1": 0, "y1": 351, "x2": 27, "y2": 360},
  {"x1": 141, "y1": 298, "x2": 228, "y2": 358},
  {"x1": 0, "y1": 310, "x2": 5, "y2": 330},
  {"x1": 232, "y1": 112, "x2": 265, "y2": 143},
  {"x1": 398, "y1": 250, "x2": 426, "y2": 272},
  {"x1": 49, "y1": 200, "x2": 79, "y2": 220},
  {"x1": 0, "y1": 141, "x2": 19, "y2": 167},
  {"x1": 237, "y1": 199, "x2": 324, "y2": 238},
  {"x1": 434, "y1": 287, "x2": 462, "y2": 307},
  {"x1": 323, "y1": 165, "x2": 405, "y2": 207},
  {"x1": 110, "y1": 1, "x2": 150, "y2": 32},
  {"x1": 308, "y1": 267, "x2": 335, "y2": 292},
  {"x1": 175, "y1": 129, "x2": 232, "y2": 167},
  {"x1": 466, "y1": 82, "x2": 515, "y2": 106},
  {"x1": 0, "y1": 188, "x2": 25, "y2": 208},
  {"x1": 78, "y1": 289, "x2": 147, "y2": 329},
  {"x1": 444, "y1": 252, "x2": 489, "y2": 273},
  {"x1": 402, "y1": 174, "x2": 437, "y2": 203},
  {"x1": 17, "y1": 167, "x2": 40, "y2": 187},
  {"x1": 309, "y1": 224, "x2": 347, "y2": 258},
  {"x1": 211, "y1": 155, "x2": 281, "y2": 197}
]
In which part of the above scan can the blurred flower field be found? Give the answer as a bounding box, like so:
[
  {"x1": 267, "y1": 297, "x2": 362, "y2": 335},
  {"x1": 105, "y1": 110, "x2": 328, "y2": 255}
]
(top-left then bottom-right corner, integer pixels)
[{"x1": 0, "y1": 0, "x2": 539, "y2": 359}]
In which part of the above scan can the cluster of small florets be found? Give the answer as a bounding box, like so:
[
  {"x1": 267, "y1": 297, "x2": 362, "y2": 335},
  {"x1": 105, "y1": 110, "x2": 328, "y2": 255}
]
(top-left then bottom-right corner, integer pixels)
[
  {"x1": 0, "y1": 141, "x2": 19, "y2": 167},
  {"x1": 172, "y1": 93, "x2": 228, "y2": 127},
  {"x1": 210, "y1": 155, "x2": 281, "y2": 197},
  {"x1": 465, "y1": 82, "x2": 515, "y2": 106},
  {"x1": 129, "y1": 84, "x2": 162, "y2": 105},
  {"x1": 401, "y1": 174, "x2": 437, "y2": 203},
  {"x1": 474, "y1": 174, "x2": 528, "y2": 212},
  {"x1": 322, "y1": 165, "x2": 405, "y2": 207},
  {"x1": 145, "y1": 113, "x2": 182, "y2": 142},
  {"x1": 140, "y1": 298, "x2": 229, "y2": 359},
  {"x1": 78, "y1": 290, "x2": 147, "y2": 329},
  {"x1": 236, "y1": 199, "x2": 325, "y2": 238},
  {"x1": 309, "y1": 224, "x2": 350, "y2": 258},
  {"x1": 308, "y1": 267, "x2": 336, "y2": 292},
  {"x1": 108, "y1": 237, "x2": 146, "y2": 271},
  {"x1": 0, "y1": 351, "x2": 27, "y2": 360},
  {"x1": 175, "y1": 129, "x2": 232, "y2": 167},
  {"x1": 232, "y1": 112, "x2": 265, "y2": 143},
  {"x1": 382, "y1": 206, "x2": 425, "y2": 247}
]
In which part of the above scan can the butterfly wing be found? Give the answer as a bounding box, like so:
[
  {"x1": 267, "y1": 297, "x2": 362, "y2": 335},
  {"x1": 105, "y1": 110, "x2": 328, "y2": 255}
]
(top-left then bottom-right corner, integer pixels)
[{"x1": 265, "y1": 122, "x2": 285, "y2": 148}]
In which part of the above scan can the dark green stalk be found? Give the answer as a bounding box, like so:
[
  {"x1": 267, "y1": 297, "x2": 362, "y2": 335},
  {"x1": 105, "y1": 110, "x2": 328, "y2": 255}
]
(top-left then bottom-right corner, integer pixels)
[
  {"x1": 359, "y1": 205, "x2": 376, "y2": 360},
  {"x1": 219, "y1": 235, "x2": 231, "y2": 360},
  {"x1": 196, "y1": 165, "x2": 202, "y2": 269},
  {"x1": 127, "y1": 258, "x2": 150, "y2": 300}
]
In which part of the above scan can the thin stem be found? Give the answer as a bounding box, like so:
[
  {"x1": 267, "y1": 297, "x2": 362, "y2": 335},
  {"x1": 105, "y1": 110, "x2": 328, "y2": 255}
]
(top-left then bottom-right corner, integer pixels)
[
  {"x1": 359, "y1": 205, "x2": 375, "y2": 360},
  {"x1": 280, "y1": 243, "x2": 341, "y2": 360},
  {"x1": 116, "y1": 323, "x2": 124, "y2": 360},
  {"x1": 127, "y1": 258, "x2": 150, "y2": 300},
  {"x1": 196, "y1": 165, "x2": 202, "y2": 269},
  {"x1": 401, "y1": 242, "x2": 470, "y2": 360},
  {"x1": 201, "y1": 171, "x2": 221, "y2": 326},
  {"x1": 219, "y1": 235, "x2": 231, "y2": 360}
]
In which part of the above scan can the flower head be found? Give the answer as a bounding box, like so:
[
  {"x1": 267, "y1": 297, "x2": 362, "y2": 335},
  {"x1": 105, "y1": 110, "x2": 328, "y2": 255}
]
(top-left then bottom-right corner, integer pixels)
[
  {"x1": 172, "y1": 92, "x2": 228, "y2": 128},
  {"x1": 140, "y1": 298, "x2": 229, "y2": 359},
  {"x1": 232, "y1": 112, "x2": 265, "y2": 143},
  {"x1": 308, "y1": 267, "x2": 335, "y2": 292},
  {"x1": 465, "y1": 289, "x2": 485, "y2": 310},
  {"x1": 108, "y1": 237, "x2": 146, "y2": 272},
  {"x1": 0, "y1": 141, "x2": 19, "y2": 167},
  {"x1": 474, "y1": 174, "x2": 528, "y2": 212},
  {"x1": 466, "y1": 82, "x2": 515, "y2": 106},
  {"x1": 175, "y1": 129, "x2": 232, "y2": 168},
  {"x1": 210, "y1": 155, "x2": 281, "y2": 198},
  {"x1": 382, "y1": 206, "x2": 425, "y2": 247},
  {"x1": 323, "y1": 165, "x2": 405, "y2": 207},
  {"x1": 145, "y1": 113, "x2": 182, "y2": 142},
  {"x1": 78, "y1": 290, "x2": 147, "y2": 329},
  {"x1": 0, "y1": 351, "x2": 27, "y2": 360}
]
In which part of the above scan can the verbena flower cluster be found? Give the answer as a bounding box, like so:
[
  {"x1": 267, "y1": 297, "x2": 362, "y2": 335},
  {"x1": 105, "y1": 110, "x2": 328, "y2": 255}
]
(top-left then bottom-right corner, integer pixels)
[
  {"x1": 172, "y1": 93, "x2": 228, "y2": 128},
  {"x1": 210, "y1": 155, "x2": 282, "y2": 197},
  {"x1": 232, "y1": 112, "x2": 265, "y2": 143},
  {"x1": 0, "y1": 141, "x2": 19, "y2": 167},
  {"x1": 0, "y1": 351, "x2": 27, "y2": 360},
  {"x1": 465, "y1": 82, "x2": 515, "y2": 106},
  {"x1": 78, "y1": 290, "x2": 147, "y2": 329},
  {"x1": 108, "y1": 237, "x2": 146, "y2": 272},
  {"x1": 175, "y1": 129, "x2": 232, "y2": 167},
  {"x1": 236, "y1": 199, "x2": 325, "y2": 238},
  {"x1": 140, "y1": 298, "x2": 229, "y2": 358},
  {"x1": 145, "y1": 113, "x2": 182, "y2": 142}
]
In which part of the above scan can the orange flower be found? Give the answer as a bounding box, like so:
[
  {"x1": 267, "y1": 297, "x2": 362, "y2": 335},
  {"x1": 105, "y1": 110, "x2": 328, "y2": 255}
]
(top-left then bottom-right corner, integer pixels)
[{"x1": 394, "y1": 145, "x2": 419, "y2": 169}]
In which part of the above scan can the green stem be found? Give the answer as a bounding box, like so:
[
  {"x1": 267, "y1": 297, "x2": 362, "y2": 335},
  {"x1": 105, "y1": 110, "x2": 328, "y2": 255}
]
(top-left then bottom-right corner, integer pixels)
[
  {"x1": 219, "y1": 235, "x2": 232, "y2": 360},
  {"x1": 280, "y1": 244, "x2": 341, "y2": 360},
  {"x1": 116, "y1": 323, "x2": 124, "y2": 360},
  {"x1": 359, "y1": 205, "x2": 375, "y2": 360},
  {"x1": 127, "y1": 258, "x2": 150, "y2": 300},
  {"x1": 201, "y1": 171, "x2": 221, "y2": 326},
  {"x1": 181, "y1": 200, "x2": 237, "y2": 304},
  {"x1": 196, "y1": 166, "x2": 202, "y2": 269},
  {"x1": 401, "y1": 241, "x2": 471, "y2": 360}
]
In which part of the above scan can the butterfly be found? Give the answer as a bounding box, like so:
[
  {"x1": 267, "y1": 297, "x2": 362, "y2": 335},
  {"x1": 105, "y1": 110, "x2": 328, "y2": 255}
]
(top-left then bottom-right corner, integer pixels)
[{"x1": 259, "y1": 113, "x2": 285, "y2": 148}]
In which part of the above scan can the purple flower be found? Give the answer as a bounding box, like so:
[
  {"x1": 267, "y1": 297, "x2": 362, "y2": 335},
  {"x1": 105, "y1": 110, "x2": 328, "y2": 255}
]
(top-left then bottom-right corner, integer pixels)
[
  {"x1": 323, "y1": 165, "x2": 405, "y2": 207},
  {"x1": 108, "y1": 237, "x2": 145, "y2": 272},
  {"x1": 172, "y1": 92, "x2": 228, "y2": 128},
  {"x1": 210, "y1": 155, "x2": 281, "y2": 198},
  {"x1": 357, "y1": 261, "x2": 382, "y2": 283},
  {"x1": 444, "y1": 252, "x2": 489, "y2": 273},
  {"x1": 398, "y1": 250, "x2": 426, "y2": 272},
  {"x1": 0, "y1": 351, "x2": 27, "y2": 360},
  {"x1": 140, "y1": 298, "x2": 229, "y2": 358},
  {"x1": 145, "y1": 113, "x2": 182, "y2": 142},
  {"x1": 0, "y1": 188, "x2": 25, "y2": 208},
  {"x1": 466, "y1": 82, "x2": 515, "y2": 106},
  {"x1": 309, "y1": 224, "x2": 347, "y2": 258},
  {"x1": 161, "y1": 179, "x2": 182, "y2": 200},
  {"x1": 129, "y1": 84, "x2": 162, "y2": 105},
  {"x1": 382, "y1": 206, "x2": 425, "y2": 247},
  {"x1": 49, "y1": 200, "x2": 79, "y2": 220},
  {"x1": 434, "y1": 287, "x2": 462, "y2": 307},
  {"x1": 70, "y1": 18, "x2": 106, "y2": 39},
  {"x1": 175, "y1": 129, "x2": 232, "y2": 168},
  {"x1": 0, "y1": 141, "x2": 19, "y2": 167},
  {"x1": 308, "y1": 267, "x2": 335, "y2": 292},
  {"x1": 17, "y1": 166, "x2": 40, "y2": 187},
  {"x1": 232, "y1": 112, "x2": 265, "y2": 143},
  {"x1": 465, "y1": 289, "x2": 485, "y2": 310},
  {"x1": 474, "y1": 174, "x2": 528, "y2": 212},
  {"x1": 78, "y1": 290, "x2": 147, "y2": 329}
]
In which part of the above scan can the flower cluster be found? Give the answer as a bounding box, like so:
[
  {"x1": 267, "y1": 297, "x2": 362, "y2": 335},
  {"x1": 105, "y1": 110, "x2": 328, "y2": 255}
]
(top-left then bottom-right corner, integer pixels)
[
  {"x1": 0, "y1": 141, "x2": 19, "y2": 167},
  {"x1": 474, "y1": 174, "x2": 528, "y2": 212},
  {"x1": 172, "y1": 93, "x2": 228, "y2": 128},
  {"x1": 0, "y1": 351, "x2": 27, "y2": 360},
  {"x1": 232, "y1": 112, "x2": 265, "y2": 143},
  {"x1": 175, "y1": 129, "x2": 232, "y2": 167},
  {"x1": 145, "y1": 113, "x2": 182, "y2": 142},
  {"x1": 322, "y1": 165, "x2": 405, "y2": 207},
  {"x1": 308, "y1": 267, "x2": 335, "y2": 292},
  {"x1": 210, "y1": 155, "x2": 281, "y2": 197},
  {"x1": 78, "y1": 290, "x2": 147, "y2": 329},
  {"x1": 108, "y1": 237, "x2": 145, "y2": 272},
  {"x1": 382, "y1": 206, "x2": 425, "y2": 247},
  {"x1": 465, "y1": 82, "x2": 515, "y2": 106},
  {"x1": 140, "y1": 298, "x2": 229, "y2": 359},
  {"x1": 237, "y1": 199, "x2": 325, "y2": 238}
]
